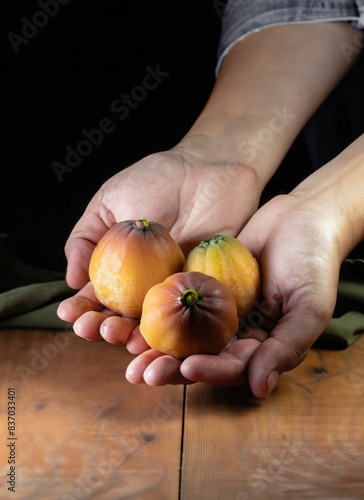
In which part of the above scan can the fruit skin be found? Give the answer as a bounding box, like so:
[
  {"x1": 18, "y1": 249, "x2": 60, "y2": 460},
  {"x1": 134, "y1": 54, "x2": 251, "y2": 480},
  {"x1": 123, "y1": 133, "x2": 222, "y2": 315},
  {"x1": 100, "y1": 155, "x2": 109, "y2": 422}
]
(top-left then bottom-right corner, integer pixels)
[
  {"x1": 183, "y1": 234, "x2": 261, "y2": 320},
  {"x1": 140, "y1": 271, "x2": 239, "y2": 359},
  {"x1": 89, "y1": 219, "x2": 185, "y2": 319}
]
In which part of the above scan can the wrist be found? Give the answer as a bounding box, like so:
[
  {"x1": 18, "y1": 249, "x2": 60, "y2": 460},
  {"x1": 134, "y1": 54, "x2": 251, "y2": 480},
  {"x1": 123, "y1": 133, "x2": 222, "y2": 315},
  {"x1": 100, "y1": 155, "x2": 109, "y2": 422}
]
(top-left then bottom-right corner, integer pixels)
[
  {"x1": 291, "y1": 134, "x2": 364, "y2": 260},
  {"x1": 172, "y1": 130, "x2": 266, "y2": 196},
  {"x1": 176, "y1": 118, "x2": 280, "y2": 193},
  {"x1": 177, "y1": 22, "x2": 361, "y2": 196}
]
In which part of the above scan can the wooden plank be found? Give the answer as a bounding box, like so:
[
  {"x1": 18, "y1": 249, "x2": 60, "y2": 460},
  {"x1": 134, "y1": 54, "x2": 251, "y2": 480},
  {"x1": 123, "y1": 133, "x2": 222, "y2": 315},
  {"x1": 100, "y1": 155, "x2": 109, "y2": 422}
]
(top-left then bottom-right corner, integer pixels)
[
  {"x1": 0, "y1": 329, "x2": 184, "y2": 499},
  {"x1": 181, "y1": 337, "x2": 364, "y2": 500}
]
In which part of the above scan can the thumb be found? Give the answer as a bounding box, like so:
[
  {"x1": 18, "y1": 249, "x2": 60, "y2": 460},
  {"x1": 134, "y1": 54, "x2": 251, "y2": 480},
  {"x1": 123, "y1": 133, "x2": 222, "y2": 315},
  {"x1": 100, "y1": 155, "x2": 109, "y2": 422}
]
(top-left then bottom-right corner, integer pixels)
[
  {"x1": 65, "y1": 238, "x2": 95, "y2": 289},
  {"x1": 247, "y1": 309, "x2": 328, "y2": 398},
  {"x1": 64, "y1": 212, "x2": 112, "y2": 289}
]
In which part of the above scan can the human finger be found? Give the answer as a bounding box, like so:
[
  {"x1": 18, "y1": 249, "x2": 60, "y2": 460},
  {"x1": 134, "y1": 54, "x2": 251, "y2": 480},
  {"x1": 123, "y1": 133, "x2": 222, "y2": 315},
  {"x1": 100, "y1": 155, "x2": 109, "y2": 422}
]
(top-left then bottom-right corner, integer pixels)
[
  {"x1": 126, "y1": 326, "x2": 151, "y2": 354},
  {"x1": 180, "y1": 338, "x2": 261, "y2": 386},
  {"x1": 57, "y1": 282, "x2": 107, "y2": 323},
  {"x1": 73, "y1": 311, "x2": 110, "y2": 341},
  {"x1": 143, "y1": 355, "x2": 195, "y2": 386},
  {"x1": 247, "y1": 308, "x2": 329, "y2": 398},
  {"x1": 125, "y1": 350, "x2": 167, "y2": 384},
  {"x1": 64, "y1": 212, "x2": 114, "y2": 289},
  {"x1": 99, "y1": 316, "x2": 139, "y2": 345}
]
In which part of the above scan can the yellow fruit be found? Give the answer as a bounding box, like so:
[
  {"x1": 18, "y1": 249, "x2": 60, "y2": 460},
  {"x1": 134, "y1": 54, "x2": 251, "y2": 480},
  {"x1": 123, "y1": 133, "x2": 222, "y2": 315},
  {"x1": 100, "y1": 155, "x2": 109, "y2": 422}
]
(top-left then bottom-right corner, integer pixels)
[{"x1": 183, "y1": 234, "x2": 260, "y2": 319}]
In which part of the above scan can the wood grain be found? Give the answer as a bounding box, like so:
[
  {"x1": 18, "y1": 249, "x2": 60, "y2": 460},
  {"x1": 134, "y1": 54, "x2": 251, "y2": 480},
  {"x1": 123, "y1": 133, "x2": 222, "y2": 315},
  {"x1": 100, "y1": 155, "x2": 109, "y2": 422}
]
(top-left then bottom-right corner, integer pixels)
[
  {"x1": 2, "y1": 329, "x2": 363, "y2": 499},
  {"x1": 181, "y1": 337, "x2": 364, "y2": 500},
  {"x1": 0, "y1": 329, "x2": 184, "y2": 499}
]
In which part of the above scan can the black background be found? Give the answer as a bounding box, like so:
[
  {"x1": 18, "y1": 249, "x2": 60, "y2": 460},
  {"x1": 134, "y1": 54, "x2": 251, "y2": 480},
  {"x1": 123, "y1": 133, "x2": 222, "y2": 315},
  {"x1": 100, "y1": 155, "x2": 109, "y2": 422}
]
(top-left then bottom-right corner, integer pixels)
[
  {"x1": 1, "y1": 0, "x2": 224, "y2": 271},
  {"x1": 1, "y1": 0, "x2": 363, "y2": 274}
]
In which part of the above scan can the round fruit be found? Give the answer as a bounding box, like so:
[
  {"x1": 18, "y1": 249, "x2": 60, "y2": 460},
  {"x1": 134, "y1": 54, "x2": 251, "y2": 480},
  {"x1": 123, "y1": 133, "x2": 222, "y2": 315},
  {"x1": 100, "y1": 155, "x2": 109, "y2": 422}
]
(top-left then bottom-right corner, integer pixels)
[
  {"x1": 89, "y1": 219, "x2": 185, "y2": 319},
  {"x1": 140, "y1": 271, "x2": 239, "y2": 359},
  {"x1": 183, "y1": 234, "x2": 261, "y2": 319}
]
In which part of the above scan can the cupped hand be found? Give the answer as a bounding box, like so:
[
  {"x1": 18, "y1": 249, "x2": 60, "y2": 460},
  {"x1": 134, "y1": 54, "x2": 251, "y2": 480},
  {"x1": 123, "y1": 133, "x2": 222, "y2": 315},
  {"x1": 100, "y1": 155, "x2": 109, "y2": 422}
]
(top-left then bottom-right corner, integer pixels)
[
  {"x1": 236, "y1": 193, "x2": 342, "y2": 397},
  {"x1": 125, "y1": 192, "x2": 342, "y2": 397},
  {"x1": 57, "y1": 145, "x2": 261, "y2": 343}
]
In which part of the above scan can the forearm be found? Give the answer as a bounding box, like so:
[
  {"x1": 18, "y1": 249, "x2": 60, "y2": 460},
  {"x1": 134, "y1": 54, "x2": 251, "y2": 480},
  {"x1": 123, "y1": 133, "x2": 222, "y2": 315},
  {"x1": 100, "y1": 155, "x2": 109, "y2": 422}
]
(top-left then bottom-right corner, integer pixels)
[
  {"x1": 292, "y1": 133, "x2": 364, "y2": 260},
  {"x1": 179, "y1": 22, "x2": 362, "y2": 189}
]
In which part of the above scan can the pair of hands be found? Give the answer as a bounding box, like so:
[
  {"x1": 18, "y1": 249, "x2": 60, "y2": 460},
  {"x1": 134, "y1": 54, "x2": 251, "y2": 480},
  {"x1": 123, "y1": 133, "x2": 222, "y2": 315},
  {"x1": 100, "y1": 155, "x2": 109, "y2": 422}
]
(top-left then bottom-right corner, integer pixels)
[{"x1": 57, "y1": 147, "x2": 340, "y2": 398}]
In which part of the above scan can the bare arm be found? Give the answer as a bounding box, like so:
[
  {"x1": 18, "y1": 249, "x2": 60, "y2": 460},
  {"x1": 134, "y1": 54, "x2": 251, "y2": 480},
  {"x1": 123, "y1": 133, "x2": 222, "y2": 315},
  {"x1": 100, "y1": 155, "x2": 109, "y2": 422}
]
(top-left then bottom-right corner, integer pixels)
[
  {"x1": 179, "y1": 22, "x2": 362, "y2": 185},
  {"x1": 125, "y1": 22, "x2": 364, "y2": 393},
  {"x1": 291, "y1": 132, "x2": 364, "y2": 259},
  {"x1": 59, "y1": 21, "x2": 363, "y2": 394}
]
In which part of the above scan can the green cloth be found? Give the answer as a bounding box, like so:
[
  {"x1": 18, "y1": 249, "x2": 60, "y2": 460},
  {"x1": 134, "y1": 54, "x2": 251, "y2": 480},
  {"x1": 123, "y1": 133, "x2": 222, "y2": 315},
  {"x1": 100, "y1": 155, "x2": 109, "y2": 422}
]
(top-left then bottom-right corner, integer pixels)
[
  {"x1": 0, "y1": 250, "x2": 363, "y2": 348},
  {"x1": 316, "y1": 311, "x2": 364, "y2": 350},
  {"x1": 313, "y1": 259, "x2": 364, "y2": 349},
  {"x1": 0, "y1": 250, "x2": 74, "y2": 329}
]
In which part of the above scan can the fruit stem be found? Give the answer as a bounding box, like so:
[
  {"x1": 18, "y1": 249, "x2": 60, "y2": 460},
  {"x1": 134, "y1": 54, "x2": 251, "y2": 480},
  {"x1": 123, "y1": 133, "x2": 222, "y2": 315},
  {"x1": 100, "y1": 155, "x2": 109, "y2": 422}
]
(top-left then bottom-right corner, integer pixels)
[
  {"x1": 134, "y1": 219, "x2": 150, "y2": 229},
  {"x1": 200, "y1": 233, "x2": 228, "y2": 248},
  {"x1": 180, "y1": 289, "x2": 201, "y2": 307}
]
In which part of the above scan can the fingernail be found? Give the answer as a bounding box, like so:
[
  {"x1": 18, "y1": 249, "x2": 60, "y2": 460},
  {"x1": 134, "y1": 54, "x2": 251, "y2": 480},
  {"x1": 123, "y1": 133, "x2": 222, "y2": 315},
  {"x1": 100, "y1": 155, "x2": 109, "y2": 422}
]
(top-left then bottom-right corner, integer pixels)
[
  {"x1": 125, "y1": 366, "x2": 132, "y2": 381},
  {"x1": 100, "y1": 323, "x2": 112, "y2": 342},
  {"x1": 267, "y1": 370, "x2": 279, "y2": 395}
]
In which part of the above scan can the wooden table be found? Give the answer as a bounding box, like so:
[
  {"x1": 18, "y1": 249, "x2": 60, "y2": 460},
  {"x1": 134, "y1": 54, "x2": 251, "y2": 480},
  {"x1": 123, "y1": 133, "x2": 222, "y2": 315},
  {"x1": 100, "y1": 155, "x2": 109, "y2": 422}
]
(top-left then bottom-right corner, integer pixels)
[{"x1": 0, "y1": 328, "x2": 363, "y2": 499}]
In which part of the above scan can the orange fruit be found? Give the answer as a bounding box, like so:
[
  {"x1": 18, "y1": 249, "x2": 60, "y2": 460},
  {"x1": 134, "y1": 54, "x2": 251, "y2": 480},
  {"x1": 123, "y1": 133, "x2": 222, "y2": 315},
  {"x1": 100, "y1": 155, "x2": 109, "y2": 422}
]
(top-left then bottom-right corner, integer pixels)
[
  {"x1": 140, "y1": 271, "x2": 239, "y2": 358},
  {"x1": 89, "y1": 219, "x2": 185, "y2": 319}
]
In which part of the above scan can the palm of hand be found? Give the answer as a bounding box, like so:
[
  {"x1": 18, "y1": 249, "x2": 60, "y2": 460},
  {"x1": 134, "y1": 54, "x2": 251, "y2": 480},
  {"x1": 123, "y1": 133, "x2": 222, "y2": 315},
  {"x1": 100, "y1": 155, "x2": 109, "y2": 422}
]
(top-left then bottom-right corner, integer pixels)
[
  {"x1": 57, "y1": 148, "x2": 260, "y2": 350},
  {"x1": 235, "y1": 194, "x2": 341, "y2": 396},
  {"x1": 126, "y1": 193, "x2": 341, "y2": 397},
  {"x1": 65, "y1": 149, "x2": 259, "y2": 289}
]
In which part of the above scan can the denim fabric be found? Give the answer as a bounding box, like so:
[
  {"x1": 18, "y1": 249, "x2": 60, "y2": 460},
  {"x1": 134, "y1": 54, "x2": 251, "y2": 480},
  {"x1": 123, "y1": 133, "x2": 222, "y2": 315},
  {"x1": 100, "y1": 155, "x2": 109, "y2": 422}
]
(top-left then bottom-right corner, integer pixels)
[{"x1": 217, "y1": 0, "x2": 364, "y2": 73}]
